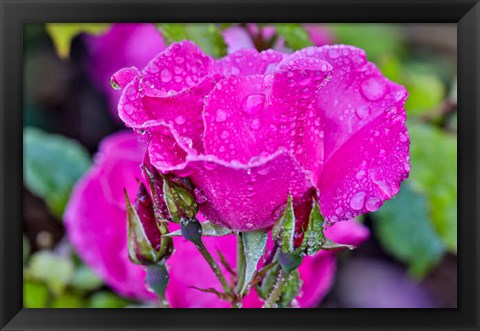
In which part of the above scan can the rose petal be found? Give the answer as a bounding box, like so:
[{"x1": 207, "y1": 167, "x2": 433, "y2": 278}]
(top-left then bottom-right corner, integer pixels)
[
  {"x1": 203, "y1": 55, "x2": 332, "y2": 181},
  {"x1": 289, "y1": 45, "x2": 409, "y2": 222},
  {"x1": 140, "y1": 40, "x2": 214, "y2": 97}
]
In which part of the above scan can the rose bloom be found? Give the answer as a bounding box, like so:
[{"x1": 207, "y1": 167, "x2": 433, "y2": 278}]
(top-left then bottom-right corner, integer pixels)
[
  {"x1": 65, "y1": 132, "x2": 369, "y2": 307},
  {"x1": 112, "y1": 41, "x2": 410, "y2": 232}
]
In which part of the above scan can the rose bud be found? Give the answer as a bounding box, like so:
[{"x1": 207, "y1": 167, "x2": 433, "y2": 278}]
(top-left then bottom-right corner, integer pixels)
[
  {"x1": 161, "y1": 174, "x2": 199, "y2": 223},
  {"x1": 272, "y1": 189, "x2": 326, "y2": 272},
  {"x1": 125, "y1": 183, "x2": 173, "y2": 265}
]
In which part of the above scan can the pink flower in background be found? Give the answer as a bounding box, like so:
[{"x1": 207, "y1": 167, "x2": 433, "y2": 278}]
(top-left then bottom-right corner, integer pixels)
[
  {"x1": 114, "y1": 41, "x2": 410, "y2": 232},
  {"x1": 64, "y1": 132, "x2": 369, "y2": 307},
  {"x1": 83, "y1": 24, "x2": 167, "y2": 117},
  {"x1": 223, "y1": 24, "x2": 333, "y2": 54}
]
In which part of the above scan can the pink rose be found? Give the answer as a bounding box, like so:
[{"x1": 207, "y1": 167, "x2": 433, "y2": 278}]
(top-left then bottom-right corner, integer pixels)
[
  {"x1": 64, "y1": 132, "x2": 369, "y2": 307},
  {"x1": 113, "y1": 41, "x2": 410, "y2": 232}
]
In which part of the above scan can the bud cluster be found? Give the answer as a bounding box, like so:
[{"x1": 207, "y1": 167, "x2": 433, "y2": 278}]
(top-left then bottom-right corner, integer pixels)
[
  {"x1": 272, "y1": 188, "x2": 326, "y2": 273},
  {"x1": 125, "y1": 153, "x2": 199, "y2": 266}
]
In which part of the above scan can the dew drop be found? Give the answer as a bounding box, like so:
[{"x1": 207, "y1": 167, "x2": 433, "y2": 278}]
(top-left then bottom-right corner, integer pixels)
[
  {"x1": 242, "y1": 94, "x2": 265, "y2": 115},
  {"x1": 175, "y1": 115, "x2": 186, "y2": 125},
  {"x1": 251, "y1": 118, "x2": 260, "y2": 129},
  {"x1": 160, "y1": 68, "x2": 172, "y2": 83},
  {"x1": 221, "y1": 130, "x2": 230, "y2": 139},
  {"x1": 328, "y1": 48, "x2": 340, "y2": 58},
  {"x1": 356, "y1": 169, "x2": 366, "y2": 180},
  {"x1": 350, "y1": 191, "x2": 366, "y2": 210},
  {"x1": 215, "y1": 109, "x2": 227, "y2": 122},
  {"x1": 365, "y1": 197, "x2": 381, "y2": 212},
  {"x1": 360, "y1": 77, "x2": 387, "y2": 101},
  {"x1": 110, "y1": 78, "x2": 121, "y2": 90},
  {"x1": 399, "y1": 132, "x2": 408, "y2": 142}
]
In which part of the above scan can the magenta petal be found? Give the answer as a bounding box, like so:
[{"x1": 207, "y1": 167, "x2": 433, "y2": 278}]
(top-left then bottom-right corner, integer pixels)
[
  {"x1": 214, "y1": 48, "x2": 284, "y2": 76},
  {"x1": 298, "y1": 45, "x2": 410, "y2": 222},
  {"x1": 64, "y1": 132, "x2": 154, "y2": 301},
  {"x1": 111, "y1": 67, "x2": 140, "y2": 89},
  {"x1": 204, "y1": 55, "x2": 332, "y2": 181},
  {"x1": 140, "y1": 40, "x2": 214, "y2": 97}
]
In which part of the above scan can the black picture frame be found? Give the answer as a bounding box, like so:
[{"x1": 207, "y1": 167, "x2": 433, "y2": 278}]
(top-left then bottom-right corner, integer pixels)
[{"x1": 1, "y1": 0, "x2": 478, "y2": 330}]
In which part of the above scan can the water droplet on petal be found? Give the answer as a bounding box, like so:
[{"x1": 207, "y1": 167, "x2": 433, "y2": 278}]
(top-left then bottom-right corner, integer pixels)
[
  {"x1": 175, "y1": 115, "x2": 186, "y2": 125},
  {"x1": 365, "y1": 197, "x2": 381, "y2": 211},
  {"x1": 350, "y1": 191, "x2": 366, "y2": 210},
  {"x1": 161, "y1": 68, "x2": 172, "y2": 83},
  {"x1": 356, "y1": 169, "x2": 366, "y2": 180},
  {"x1": 221, "y1": 130, "x2": 230, "y2": 139},
  {"x1": 242, "y1": 94, "x2": 265, "y2": 115},
  {"x1": 215, "y1": 109, "x2": 227, "y2": 122},
  {"x1": 110, "y1": 78, "x2": 121, "y2": 90},
  {"x1": 399, "y1": 132, "x2": 408, "y2": 142},
  {"x1": 360, "y1": 77, "x2": 387, "y2": 101}
]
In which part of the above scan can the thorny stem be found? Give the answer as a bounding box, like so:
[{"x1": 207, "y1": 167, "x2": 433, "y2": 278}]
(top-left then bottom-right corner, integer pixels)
[
  {"x1": 195, "y1": 240, "x2": 234, "y2": 299},
  {"x1": 263, "y1": 269, "x2": 287, "y2": 308}
]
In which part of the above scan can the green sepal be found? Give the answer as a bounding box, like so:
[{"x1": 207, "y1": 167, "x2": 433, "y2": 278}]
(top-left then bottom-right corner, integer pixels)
[
  {"x1": 320, "y1": 238, "x2": 355, "y2": 251},
  {"x1": 296, "y1": 200, "x2": 325, "y2": 256},
  {"x1": 125, "y1": 189, "x2": 161, "y2": 265},
  {"x1": 162, "y1": 175, "x2": 198, "y2": 223},
  {"x1": 272, "y1": 195, "x2": 296, "y2": 254},
  {"x1": 240, "y1": 231, "x2": 268, "y2": 295},
  {"x1": 142, "y1": 164, "x2": 169, "y2": 223}
]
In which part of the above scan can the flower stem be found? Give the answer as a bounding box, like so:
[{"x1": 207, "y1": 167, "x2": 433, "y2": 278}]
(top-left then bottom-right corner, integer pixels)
[
  {"x1": 195, "y1": 240, "x2": 233, "y2": 297},
  {"x1": 235, "y1": 232, "x2": 246, "y2": 294},
  {"x1": 263, "y1": 269, "x2": 287, "y2": 308}
]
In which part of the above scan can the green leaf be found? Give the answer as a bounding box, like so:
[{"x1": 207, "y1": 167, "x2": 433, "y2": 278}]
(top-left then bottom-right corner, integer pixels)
[
  {"x1": 240, "y1": 231, "x2": 268, "y2": 295},
  {"x1": 329, "y1": 24, "x2": 404, "y2": 61},
  {"x1": 404, "y1": 66, "x2": 445, "y2": 117},
  {"x1": 159, "y1": 24, "x2": 227, "y2": 58},
  {"x1": 46, "y1": 23, "x2": 110, "y2": 59},
  {"x1": 165, "y1": 221, "x2": 232, "y2": 237},
  {"x1": 50, "y1": 292, "x2": 85, "y2": 308},
  {"x1": 70, "y1": 265, "x2": 103, "y2": 291},
  {"x1": 23, "y1": 127, "x2": 91, "y2": 218},
  {"x1": 27, "y1": 250, "x2": 75, "y2": 295},
  {"x1": 274, "y1": 24, "x2": 313, "y2": 50},
  {"x1": 88, "y1": 291, "x2": 131, "y2": 308},
  {"x1": 24, "y1": 281, "x2": 50, "y2": 308},
  {"x1": 408, "y1": 122, "x2": 457, "y2": 253},
  {"x1": 374, "y1": 183, "x2": 445, "y2": 278},
  {"x1": 380, "y1": 58, "x2": 446, "y2": 118}
]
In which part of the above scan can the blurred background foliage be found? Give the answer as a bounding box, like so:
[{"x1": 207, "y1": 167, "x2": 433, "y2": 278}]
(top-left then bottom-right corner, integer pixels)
[{"x1": 23, "y1": 23, "x2": 457, "y2": 308}]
